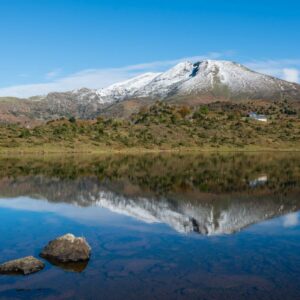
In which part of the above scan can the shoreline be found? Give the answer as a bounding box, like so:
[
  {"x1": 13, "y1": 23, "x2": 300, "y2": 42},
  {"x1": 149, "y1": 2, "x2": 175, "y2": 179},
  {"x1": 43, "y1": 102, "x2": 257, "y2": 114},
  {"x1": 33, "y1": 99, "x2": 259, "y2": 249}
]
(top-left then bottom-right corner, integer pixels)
[{"x1": 1, "y1": 145, "x2": 299, "y2": 155}]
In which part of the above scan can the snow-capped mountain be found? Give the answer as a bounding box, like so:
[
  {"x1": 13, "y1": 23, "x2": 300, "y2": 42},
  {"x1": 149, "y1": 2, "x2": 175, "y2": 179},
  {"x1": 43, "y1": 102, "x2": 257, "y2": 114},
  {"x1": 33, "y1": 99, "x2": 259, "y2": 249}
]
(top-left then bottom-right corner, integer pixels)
[
  {"x1": 29, "y1": 60, "x2": 300, "y2": 107},
  {"x1": 97, "y1": 72, "x2": 160, "y2": 103},
  {"x1": 64, "y1": 59, "x2": 300, "y2": 104},
  {"x1": 1, "y1": 59, "x2": 300, "y2": 123}
]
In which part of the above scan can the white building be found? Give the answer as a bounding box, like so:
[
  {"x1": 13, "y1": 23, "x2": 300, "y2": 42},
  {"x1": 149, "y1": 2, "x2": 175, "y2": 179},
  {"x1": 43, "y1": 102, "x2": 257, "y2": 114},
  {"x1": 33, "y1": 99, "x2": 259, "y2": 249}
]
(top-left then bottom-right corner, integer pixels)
[{"x1": 248, "y1": 112, "x2": 267, "y2": 122}]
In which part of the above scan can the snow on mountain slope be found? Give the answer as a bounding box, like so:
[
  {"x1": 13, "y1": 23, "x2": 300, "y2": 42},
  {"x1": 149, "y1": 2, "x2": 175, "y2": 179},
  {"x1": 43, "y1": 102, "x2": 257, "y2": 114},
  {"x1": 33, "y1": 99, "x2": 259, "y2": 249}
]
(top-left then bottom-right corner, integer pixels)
[
  {"x1": 97, "y1": 72, "x2": 160, "y2": 103},
  {"x1": 92, "y1": 60, "x2": 300, "y2": 103},
  {"x1": 95, "y1": 61, "x2": 195, "y2": 101},
  {"x1": 178, "y1": 60, "x2": 292, "y2": 98},
  {"x1": 133, "y1": 61, "x2": 195, "y2": 98}
]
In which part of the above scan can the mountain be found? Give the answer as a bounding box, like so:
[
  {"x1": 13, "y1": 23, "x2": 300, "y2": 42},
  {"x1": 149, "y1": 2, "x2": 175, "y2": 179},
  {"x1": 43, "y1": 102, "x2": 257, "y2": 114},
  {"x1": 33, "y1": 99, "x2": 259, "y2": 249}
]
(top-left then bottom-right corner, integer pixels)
[
  {"x1": 97, "y1": 60, "x2": 300, "y2": 102},
  {"x1": 1, "y1": 60, "x2": 300, "y2": 123},
  {"x1": 0, "y1": 175, "x2": 299, "y2": 235},
  {"x1": 39, "y1": 60, "x2": 300, "y2": 105}
]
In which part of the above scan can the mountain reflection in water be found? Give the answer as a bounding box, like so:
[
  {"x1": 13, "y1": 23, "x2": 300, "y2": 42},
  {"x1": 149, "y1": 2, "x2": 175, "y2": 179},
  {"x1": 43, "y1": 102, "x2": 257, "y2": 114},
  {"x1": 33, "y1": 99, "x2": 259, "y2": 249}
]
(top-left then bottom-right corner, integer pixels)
[{"x1": 0, "y1": 153, "x2": 299, "y2": 235}]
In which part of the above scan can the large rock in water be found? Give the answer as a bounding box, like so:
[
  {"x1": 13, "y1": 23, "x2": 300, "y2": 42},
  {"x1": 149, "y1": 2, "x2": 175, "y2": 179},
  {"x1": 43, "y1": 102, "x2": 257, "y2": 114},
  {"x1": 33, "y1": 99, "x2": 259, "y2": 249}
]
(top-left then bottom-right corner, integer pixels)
[
  {"x1": 40, "y1": 234, "x2": 91, "y2": 262},
  {"x1": 0, "y1": 256, "x2": 45, "y2": 275}
]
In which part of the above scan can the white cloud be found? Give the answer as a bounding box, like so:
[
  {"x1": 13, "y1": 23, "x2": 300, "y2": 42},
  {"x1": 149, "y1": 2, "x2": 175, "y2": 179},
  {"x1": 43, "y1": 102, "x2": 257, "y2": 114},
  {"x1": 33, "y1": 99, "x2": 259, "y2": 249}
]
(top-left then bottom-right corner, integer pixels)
[
  {"x1": 283, "y1": 212, "x2": 299, "y2": 227},
  {"x1": 245, "y1": 59, "x2": 300, "y2": 83},
  {"x1": 282, "y1": 68, "x2": 299, "y2": 83},
  {"x1": 0, "y1": 196, "x2": 130, "y2": 226},
  {"x1": 0, "y1": 52, "x2": 227, "y2": 98},
  {"x1": 45, "y1": 68, "x2": 62, "y2": 79},
  {"x1": 0, "y1": 68, "x2": 141, "y2": 98}
]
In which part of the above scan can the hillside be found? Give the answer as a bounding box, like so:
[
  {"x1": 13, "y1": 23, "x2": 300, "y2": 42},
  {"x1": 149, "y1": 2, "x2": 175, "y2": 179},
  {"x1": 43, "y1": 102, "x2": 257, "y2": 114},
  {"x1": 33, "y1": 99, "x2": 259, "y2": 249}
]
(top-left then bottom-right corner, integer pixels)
[{"x1": 0, "y1": 101, "x2": 299, "y2": 152}]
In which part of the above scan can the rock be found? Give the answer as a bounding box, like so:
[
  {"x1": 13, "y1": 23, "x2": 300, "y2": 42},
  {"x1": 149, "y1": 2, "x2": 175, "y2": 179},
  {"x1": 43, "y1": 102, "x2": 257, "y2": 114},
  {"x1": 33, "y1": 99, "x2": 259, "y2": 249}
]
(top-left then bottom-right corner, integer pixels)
[
  {"x1": 0, "y1": 256, "x2": 45, "y2": 275},
  {"x1": 40, "y1": 234, "x2": 91, "y2": 263}
]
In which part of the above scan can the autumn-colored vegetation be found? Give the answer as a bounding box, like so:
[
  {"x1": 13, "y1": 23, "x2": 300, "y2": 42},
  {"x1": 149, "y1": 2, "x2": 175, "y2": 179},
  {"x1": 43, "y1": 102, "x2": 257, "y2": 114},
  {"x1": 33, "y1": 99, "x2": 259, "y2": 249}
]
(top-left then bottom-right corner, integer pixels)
[{"x1": 0, "y1": 101, "x2": 299, "y2": 152}]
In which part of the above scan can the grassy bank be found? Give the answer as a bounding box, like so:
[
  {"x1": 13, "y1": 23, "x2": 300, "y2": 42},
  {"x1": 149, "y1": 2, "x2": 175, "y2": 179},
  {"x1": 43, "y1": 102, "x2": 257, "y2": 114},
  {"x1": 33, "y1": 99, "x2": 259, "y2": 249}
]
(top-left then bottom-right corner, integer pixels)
[
  {"x1": 0, "y1": 145, "x2": 300, "y2": 155},
  {"x1": 0, "y1": 102, "x2": 299, "y2": 153}
]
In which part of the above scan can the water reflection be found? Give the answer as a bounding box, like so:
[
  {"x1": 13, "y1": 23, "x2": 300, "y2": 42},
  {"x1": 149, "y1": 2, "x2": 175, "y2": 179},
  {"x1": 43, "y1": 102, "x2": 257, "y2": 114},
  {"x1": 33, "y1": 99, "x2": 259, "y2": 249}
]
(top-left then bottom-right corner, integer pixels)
[
  {"x1": 42, "y1": 257, "x2": 89, "y2": 273},
  {"x1": 249, "y1": 175, "x2": 268, "y2": 187},
  {"x1": 0, "y1": 153, "x2": 299, "y2": 235}
]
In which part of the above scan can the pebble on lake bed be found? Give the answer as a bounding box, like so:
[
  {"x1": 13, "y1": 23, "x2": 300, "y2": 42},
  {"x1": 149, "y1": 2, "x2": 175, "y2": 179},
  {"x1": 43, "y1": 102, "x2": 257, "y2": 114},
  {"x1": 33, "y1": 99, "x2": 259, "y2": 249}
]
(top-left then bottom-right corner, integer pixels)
[
  {"x1": 40, "y1": 233, "x2": 91, "y2": 263},
  {"x1": 0, "y1": 256, "x2": 45, "y2": 275}
]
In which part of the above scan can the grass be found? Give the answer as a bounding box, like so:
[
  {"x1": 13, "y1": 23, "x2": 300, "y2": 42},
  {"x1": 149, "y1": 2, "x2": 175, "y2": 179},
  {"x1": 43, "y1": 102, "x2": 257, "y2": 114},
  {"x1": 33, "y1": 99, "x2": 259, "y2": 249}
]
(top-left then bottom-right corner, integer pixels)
[{"x1": 0, "y1": 101, "x2": 299, "y2": 153}]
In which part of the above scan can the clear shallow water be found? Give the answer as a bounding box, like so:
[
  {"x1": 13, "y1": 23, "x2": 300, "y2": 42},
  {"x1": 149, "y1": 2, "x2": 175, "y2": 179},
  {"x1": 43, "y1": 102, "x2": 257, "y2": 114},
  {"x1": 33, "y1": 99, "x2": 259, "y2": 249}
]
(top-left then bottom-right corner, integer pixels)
[{"x1": 0, "y1": 153, "x2": 299, "y2": 300}]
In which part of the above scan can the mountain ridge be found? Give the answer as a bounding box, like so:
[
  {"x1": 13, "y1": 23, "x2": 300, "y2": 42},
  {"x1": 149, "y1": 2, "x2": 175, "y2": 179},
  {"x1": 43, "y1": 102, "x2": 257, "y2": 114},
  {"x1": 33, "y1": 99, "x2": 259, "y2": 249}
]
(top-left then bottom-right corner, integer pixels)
[
  {"x1": 94, "y1": 59, "x2": 300, "y2": 103},
  {"x1": 1, "y1": 59, "x2": 300, "y2": 123},
  {"x1": 38, "y1": 59, "x2": 300, "y2": 104}
]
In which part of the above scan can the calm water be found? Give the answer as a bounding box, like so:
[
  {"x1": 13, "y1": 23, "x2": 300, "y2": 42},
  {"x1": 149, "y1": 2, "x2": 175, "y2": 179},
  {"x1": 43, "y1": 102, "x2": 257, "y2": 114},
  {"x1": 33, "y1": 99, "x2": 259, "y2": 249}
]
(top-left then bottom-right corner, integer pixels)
[{"x1": 0, "y1": 153, "x2": 299, "y2": 300}]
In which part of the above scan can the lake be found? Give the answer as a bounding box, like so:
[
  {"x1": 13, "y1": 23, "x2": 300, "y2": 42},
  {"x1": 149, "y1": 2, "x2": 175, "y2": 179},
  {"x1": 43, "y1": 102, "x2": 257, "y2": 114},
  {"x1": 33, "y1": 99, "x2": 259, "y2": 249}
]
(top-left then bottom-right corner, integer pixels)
[{"x1": 0, "y1": 153, "x2": 299, "y2": 300}]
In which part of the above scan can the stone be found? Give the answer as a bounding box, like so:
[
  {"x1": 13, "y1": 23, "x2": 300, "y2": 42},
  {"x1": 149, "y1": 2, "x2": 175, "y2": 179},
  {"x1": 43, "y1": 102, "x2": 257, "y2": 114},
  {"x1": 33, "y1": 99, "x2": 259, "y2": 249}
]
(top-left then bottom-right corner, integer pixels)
[
  {"x1": 0, "y1": 256, "x2": 45, "y2": 275},
  {"x1": 40, "y1": 234, "x2": 91, "y2": 263}
]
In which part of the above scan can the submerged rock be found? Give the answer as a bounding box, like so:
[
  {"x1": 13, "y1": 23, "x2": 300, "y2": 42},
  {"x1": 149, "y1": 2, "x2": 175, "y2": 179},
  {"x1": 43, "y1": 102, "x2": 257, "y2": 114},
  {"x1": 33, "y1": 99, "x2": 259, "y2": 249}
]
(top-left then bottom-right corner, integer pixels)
[
  {"x1": 0, "y1": 256, "x2": 45, "y2": 275},
  {"x1": 40, "y1": 234, "x2": 91, "y2": 263}
]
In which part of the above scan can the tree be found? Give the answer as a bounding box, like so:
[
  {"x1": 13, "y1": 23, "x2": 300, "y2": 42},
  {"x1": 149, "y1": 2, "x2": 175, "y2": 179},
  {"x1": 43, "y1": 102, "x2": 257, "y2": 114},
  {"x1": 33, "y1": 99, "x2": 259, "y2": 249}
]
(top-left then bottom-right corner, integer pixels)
[
  {"x1": 69, "y1": 116, "x2": 76, "y2": 123},
  {"x1": 178, "y1": 106, "x2": 191, "y2": 118}
]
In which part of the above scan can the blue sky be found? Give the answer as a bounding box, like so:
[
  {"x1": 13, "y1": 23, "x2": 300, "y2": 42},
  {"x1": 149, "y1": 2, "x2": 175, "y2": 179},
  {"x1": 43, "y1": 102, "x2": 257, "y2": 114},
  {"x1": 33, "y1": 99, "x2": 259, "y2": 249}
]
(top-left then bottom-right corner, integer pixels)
[{"x1": 0, "y1": 0, "x2": 299, "y2": 97}]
